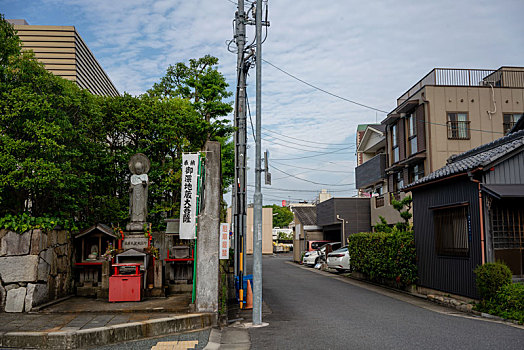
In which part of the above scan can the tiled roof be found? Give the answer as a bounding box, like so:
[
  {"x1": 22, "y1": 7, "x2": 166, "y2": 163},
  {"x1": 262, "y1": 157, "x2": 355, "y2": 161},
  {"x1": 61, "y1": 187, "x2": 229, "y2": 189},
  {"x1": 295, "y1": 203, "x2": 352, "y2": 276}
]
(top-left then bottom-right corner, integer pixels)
[
  {"x1": 405, "y1": 129, "x2": 524, "y2": 189},
  {"x1": 293, "y1": 206, "x2": 317, "y2": 226}
]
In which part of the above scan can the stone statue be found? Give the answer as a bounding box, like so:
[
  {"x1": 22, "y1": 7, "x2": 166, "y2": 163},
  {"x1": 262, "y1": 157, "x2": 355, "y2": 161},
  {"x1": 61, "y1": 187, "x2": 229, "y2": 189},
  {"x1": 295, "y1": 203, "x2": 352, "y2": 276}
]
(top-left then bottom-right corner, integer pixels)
[{"x1": 126, "y1": 153, "x2": 150, "y2": 231}]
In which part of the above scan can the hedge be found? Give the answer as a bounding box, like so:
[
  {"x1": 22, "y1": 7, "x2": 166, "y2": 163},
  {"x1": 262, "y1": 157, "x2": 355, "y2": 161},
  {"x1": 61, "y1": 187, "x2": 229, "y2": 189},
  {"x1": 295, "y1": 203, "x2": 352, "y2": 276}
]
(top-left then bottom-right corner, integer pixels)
[{"x1": 347, "y1": 231, "x2": 417, "y2": 286}]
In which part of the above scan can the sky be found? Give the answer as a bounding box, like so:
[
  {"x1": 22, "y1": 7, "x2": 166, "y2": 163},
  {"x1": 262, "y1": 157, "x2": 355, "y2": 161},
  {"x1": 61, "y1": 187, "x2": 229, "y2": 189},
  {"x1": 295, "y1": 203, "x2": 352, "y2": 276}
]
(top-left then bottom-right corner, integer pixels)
[{"x1": 2, "y1": 0, "x2": 524, "y2": 206}]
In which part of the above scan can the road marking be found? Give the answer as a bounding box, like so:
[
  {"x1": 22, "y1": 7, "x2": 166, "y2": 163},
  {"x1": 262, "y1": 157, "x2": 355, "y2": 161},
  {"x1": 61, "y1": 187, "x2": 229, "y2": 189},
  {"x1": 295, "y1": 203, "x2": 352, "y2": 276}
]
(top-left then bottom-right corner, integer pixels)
[{"x1": 151, "y1": 340, "x2": 198, "y2": 350}]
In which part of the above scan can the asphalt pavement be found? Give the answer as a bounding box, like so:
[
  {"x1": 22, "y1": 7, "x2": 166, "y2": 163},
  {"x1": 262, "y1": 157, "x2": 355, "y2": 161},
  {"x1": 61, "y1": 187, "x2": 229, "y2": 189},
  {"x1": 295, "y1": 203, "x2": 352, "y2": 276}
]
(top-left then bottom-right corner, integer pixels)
[{"x1": 247, "y1": 254, "x2": 524, "y2": 350}]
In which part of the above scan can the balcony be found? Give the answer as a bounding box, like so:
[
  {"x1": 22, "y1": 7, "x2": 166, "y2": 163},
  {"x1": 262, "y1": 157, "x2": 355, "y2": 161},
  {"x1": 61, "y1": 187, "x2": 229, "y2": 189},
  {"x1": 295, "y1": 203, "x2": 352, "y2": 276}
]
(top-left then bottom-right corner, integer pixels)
[
  {"x1": 355, "y1": 154, "x2": 386, "y2": 189},
  {"x1": 397, "y1": 68, "x2": 524, "y2": 105}
]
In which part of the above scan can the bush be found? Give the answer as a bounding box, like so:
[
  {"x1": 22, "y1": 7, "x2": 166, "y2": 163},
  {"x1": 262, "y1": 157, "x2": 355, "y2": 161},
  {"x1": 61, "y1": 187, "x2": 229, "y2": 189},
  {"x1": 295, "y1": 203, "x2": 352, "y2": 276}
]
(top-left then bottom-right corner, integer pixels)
[
  {"x1": 479, "y1": 283, "x2": 524, "y2": 324},
  {"x1": 474, "y1": 262, "x2": 512, "y2": 301},
  {"x1": 347, "y1": 230, "x2": 417, "y2": 286}
]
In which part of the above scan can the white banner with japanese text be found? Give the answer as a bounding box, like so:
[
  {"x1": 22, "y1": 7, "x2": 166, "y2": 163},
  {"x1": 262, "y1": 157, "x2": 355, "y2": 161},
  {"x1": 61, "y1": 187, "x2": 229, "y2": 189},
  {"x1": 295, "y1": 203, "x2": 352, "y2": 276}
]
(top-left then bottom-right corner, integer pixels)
[
  {"x1": 179, "y1": 153, "x2": 199, "y2": 239},
  {"x1": 219, "y1": 223, "x2": 230, "y2": 259}
]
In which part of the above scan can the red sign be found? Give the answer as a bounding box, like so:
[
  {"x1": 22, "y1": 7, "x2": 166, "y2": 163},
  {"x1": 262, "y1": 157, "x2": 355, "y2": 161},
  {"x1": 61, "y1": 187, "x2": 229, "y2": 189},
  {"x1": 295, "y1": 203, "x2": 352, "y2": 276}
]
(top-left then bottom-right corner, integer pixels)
[{"x1": 282, "y1": 200, "x2": 286, "y2": 207}]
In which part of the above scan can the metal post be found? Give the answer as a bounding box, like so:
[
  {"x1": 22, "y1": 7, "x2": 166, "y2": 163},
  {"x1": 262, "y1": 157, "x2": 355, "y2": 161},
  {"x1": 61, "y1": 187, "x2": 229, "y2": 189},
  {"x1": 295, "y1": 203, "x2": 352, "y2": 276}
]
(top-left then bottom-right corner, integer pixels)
[
  {"x1": 233, "y1": 0, "x2": 248, "y2": 309},
  {"x1": 253, "y1": 0, "x2": 263, "y2": 326}
]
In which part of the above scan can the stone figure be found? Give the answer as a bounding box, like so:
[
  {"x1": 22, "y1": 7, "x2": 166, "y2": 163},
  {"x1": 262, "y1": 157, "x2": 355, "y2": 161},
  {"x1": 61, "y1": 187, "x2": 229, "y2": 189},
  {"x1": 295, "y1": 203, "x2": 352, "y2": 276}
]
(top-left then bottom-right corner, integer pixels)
[{"x1": 126, "y1": 153, "x2": 150, "y2": 231}]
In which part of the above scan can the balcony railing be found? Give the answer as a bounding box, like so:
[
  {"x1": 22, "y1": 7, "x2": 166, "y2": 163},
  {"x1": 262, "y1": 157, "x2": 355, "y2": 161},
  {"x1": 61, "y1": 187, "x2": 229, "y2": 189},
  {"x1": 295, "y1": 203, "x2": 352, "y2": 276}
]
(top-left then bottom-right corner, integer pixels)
[
  {"x1": 355, "y1": 154, "x2": 387, "y2": 189},
  {"x1": 397, "y1": 68, "x2": 524, "y2": 105}
]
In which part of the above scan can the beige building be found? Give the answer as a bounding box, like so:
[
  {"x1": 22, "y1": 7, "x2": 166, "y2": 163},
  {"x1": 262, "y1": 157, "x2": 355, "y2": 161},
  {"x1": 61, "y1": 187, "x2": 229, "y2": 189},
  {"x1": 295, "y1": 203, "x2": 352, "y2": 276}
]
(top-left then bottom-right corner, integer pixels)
[
  {"x1": 227, "y1": 207, "x2": 273, "y2": 255},
  {"x1": 9, "y1": 19, "x2": 119, "y2": 97},
  {"x1": 356, "y1": 67, "x2": 524, "y2": 226}
]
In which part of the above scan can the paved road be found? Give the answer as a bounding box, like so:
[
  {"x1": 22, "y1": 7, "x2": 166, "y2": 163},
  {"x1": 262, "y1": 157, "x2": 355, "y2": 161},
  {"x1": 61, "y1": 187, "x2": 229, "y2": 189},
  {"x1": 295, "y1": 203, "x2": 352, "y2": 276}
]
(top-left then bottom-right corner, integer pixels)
[{"x1": 248, "y1": 254, "x2": 524, "y2": 350}]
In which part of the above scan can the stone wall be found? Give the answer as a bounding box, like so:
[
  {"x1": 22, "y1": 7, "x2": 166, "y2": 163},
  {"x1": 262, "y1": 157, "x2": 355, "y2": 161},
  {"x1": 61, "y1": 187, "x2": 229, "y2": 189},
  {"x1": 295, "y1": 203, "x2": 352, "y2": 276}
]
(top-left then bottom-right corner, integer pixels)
[{"x1": 0, "y1": 229, "x2": 73, "y2": 312}]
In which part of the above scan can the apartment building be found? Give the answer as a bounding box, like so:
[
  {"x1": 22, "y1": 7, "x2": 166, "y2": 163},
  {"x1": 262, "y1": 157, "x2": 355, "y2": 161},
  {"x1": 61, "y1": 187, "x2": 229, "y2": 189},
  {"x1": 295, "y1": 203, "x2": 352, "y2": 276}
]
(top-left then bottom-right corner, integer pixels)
[
  {"x1": 9, "y1": 19, "x2": 119, "y2": 97},
  {"x1": 357, "y1": 67, "x2": 524, "y2": 226}
]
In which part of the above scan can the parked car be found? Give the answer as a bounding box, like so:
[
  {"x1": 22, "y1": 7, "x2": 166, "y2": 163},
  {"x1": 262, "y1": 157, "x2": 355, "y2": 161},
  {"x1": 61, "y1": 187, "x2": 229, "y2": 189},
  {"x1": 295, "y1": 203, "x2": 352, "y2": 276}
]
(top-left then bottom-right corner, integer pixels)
[
  {"x1": 302, "y1": 242, "x2": 341, "y2": 266},
  {"x1": 327, "y1": 246, "x2": 350, "y2": 272},
  {"x1": 305, "y1": 240, "x2": 331, "y2": 252}
]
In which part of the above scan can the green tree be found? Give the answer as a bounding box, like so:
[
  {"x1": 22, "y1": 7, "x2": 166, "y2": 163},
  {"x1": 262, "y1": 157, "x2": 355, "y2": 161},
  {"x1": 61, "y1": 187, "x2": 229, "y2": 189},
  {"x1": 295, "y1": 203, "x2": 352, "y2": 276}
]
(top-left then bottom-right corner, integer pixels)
[
  {"x1": 0, "y1": 18, "x2": 102, "y2": 221},
  {"x1": 147, "y1": 55, "x2": 235, "y2": 193},
  {"x1": 0, "y1": 14, "x2": 21, "y2": 81},
  {"x1": 147, "y1": 55, "x2": 233, "y2": 137},
  {"x1": 264, "y1": 204, "x2": 294, "y2": 228}
]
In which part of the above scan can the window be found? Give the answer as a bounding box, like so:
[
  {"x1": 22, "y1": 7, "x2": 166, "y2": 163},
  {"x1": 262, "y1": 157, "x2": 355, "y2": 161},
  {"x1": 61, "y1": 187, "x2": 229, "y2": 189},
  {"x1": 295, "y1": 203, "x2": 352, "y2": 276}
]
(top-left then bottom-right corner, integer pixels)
[
  {"x1": 392, "y1": 124, "x2": 399, "y2": 163},
  {"x1": 394, "y1": 171, "x2": 403, "y2": 191},
  {"x1": 407, "y1": 113, "x2": 418, "y2": 155},
  {"x1": 433, "y1": 205, "x2": 469, "y2": 256},
  {"x1": 447, "y1": 113, "x2": 470, "y2": 140},
  {"x1": 410, "y1": 163, "x2": 424, "y2": 183},
  {"x1": 503, "y1": 113, "x2": 522, "y2": 134}
]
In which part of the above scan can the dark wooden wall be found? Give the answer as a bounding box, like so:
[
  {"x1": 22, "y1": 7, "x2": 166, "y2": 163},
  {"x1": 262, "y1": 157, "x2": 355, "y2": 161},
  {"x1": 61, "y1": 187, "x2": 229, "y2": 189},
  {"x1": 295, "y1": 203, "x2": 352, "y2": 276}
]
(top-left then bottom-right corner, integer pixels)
[{"x1": 412, "y1": 177, "x2": 481, "y2": 298}]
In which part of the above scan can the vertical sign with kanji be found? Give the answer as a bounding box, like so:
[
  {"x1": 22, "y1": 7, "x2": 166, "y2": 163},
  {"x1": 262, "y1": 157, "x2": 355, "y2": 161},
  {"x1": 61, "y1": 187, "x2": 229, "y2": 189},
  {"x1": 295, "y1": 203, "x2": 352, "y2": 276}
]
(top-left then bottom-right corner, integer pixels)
[
  {"x1": 219, "y1": 223, "x2": 230, "y2": 259},
  {"x1": 180, "y1": 153, "x2": 199, "y2": 239}
]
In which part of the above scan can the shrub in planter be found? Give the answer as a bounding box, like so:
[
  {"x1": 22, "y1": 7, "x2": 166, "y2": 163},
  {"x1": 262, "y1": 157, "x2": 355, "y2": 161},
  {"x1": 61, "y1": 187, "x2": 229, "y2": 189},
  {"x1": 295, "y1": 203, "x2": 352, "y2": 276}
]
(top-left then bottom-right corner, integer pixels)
[{"x1": 474, "y1": 262, "x2": 512, "y2": 301}]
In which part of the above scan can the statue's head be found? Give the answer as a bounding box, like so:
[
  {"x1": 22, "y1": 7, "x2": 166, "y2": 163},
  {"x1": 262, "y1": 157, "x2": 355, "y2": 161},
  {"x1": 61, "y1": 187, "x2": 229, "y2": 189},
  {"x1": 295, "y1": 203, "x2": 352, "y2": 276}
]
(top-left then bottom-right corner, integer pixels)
[{"x1": 135, "y1": 161, "x2": 144, "y2": 175}]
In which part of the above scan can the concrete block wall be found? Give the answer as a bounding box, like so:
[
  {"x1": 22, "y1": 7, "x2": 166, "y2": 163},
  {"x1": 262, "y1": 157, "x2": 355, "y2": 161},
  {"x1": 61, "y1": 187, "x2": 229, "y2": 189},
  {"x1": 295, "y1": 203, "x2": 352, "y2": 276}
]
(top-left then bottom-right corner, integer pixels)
[{"x1": 0, "y1": 229, "x2": 73, "y2": 312}]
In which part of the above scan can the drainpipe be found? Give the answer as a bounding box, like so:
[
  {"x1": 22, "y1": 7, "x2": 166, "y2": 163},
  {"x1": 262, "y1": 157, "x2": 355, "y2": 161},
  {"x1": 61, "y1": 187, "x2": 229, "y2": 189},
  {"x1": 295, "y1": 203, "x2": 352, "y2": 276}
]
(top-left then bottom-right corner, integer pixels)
[
  {"x1": 336, "y1": 215, "x2": 346, "y2": 244},
  {"x1": 468, "y1": 172, "x2": 486, "y2": 265}
]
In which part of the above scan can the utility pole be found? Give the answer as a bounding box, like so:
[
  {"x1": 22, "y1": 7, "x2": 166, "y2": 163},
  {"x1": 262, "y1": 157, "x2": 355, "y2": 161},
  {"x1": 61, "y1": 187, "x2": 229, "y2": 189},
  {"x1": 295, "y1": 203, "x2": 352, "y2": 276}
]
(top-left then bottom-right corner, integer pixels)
[
  {"x1": 252, "y1": 0, "x2": 263, "y2": 326},
  {"x1": 233, "y1": 0, "x2": 247, "y2": 309}
]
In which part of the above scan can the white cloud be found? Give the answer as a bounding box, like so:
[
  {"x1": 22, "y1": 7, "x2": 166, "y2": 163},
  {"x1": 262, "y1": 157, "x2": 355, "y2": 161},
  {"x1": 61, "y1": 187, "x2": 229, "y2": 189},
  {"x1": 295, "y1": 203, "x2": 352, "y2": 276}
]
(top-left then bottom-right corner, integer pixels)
[{"x1": 6, "y1": 0, "x2": 524, "y2": 204}]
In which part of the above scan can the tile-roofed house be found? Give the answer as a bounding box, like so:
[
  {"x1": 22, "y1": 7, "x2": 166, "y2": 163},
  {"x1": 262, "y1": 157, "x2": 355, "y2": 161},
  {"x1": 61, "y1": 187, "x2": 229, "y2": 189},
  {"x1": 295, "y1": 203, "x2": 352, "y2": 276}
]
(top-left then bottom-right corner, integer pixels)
[
  {"x1": 291, "y1": 205, "x2": 323, "y2": 262},
  {"x1": 293, "y1": 206, "x2": 317, "y2": 226},
  {"x1": 407, "y1": 124, "x2": 524, "y2": 298},
  {"x1": 405, "y1": 129, "x2": 524, "y2": 190}
]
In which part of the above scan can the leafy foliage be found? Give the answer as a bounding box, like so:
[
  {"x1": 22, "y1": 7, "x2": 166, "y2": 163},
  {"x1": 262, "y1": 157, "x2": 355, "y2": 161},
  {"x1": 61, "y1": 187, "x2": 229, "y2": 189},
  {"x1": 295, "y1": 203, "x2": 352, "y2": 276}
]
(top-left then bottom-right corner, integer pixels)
[
  {"x1": 347, "y1": 230, "x2": 418, "y2": 286},
  {"x1": 476, "y1": 283, "x2": 524, "y2": 324},
  {"x1": 0, "y1": 213, "x2": 78, "y2": 233},
  {"x1": 0, "y1": 17, "x2": 234, "y2": 231},
  {"x1": 264, "y1": 204, "x2": 294, "y2": 228},
  {"x1": 474, "y1": 262, "x2": 512, "y2": 301}
]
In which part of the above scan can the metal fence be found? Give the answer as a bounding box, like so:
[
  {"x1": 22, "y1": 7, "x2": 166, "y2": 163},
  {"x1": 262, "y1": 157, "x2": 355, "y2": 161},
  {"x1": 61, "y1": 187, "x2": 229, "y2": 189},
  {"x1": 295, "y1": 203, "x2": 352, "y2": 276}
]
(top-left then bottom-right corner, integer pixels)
[{"x1": 398, "y1": 68, "x2": 524, "y2": 105}]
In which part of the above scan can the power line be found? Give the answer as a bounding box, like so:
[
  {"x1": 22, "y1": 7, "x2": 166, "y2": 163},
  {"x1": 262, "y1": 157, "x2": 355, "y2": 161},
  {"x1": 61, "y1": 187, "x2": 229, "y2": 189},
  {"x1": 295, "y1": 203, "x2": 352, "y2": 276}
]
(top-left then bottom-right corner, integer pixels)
[
  {"x1": 262, "y1": 59, "x2": 389, "y2": 114},
  {"x1": 271, "y1": 160, "x2": 352, "y2": 173},
  {"x1": 263, "y1": 127, "x2": 350, "y2": 146},
  {"x1": 262, "y1": 131, "x2": 350, "y2": 150},
  {"x1": 272, "y1": 145, "x2": 353, "y2": 161},
  {"x1": 248, "y1": 184, "x2": 355, "y2": 193},
  {"x1": 271, "y1": 164, "x2": 354, "y2": 186},
  {"x1": 263, "y1": 137, "x2": 354, "y2": 154}
]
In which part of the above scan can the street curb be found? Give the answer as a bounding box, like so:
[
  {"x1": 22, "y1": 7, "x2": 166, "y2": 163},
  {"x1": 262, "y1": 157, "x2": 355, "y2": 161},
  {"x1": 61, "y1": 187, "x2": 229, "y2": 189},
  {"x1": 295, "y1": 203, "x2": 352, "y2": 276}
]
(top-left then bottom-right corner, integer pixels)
[
  {"x1": 203, "y1": 328, "x2": 221, "y2": 349},
  {"x1": 0, "y1": 313, "x2": 216, "y2": 349}
]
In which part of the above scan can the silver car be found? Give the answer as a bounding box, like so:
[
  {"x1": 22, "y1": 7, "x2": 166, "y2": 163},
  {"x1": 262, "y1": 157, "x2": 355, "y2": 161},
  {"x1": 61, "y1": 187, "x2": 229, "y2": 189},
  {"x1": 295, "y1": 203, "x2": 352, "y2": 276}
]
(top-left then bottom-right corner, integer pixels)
[{"x1": 327, "y1": 246, "x2": 350, "y2": 272}]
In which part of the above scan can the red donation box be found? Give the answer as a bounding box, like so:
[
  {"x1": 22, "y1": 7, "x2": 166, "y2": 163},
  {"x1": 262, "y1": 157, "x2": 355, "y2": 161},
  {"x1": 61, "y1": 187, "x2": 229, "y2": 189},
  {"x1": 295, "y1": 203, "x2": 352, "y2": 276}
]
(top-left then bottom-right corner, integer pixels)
[{"x1": 109, "y1": 263, "x2": 142, "y2": 302}]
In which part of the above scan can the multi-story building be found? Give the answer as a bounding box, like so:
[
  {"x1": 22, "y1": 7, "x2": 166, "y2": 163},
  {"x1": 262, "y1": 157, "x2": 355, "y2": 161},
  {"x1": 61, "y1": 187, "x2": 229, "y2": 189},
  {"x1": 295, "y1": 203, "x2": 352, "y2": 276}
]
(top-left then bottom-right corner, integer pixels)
[
  {"x1": 355, "y1": 124, "x2": 396, "y2": 226},
  {"x1": 356, "y1": 67, "x2": 524, "y2": 227},
  {"x1": 8, "y1": 19, "x2": 119, "y2": 97},
  {"x1": 365, "y1": 67, "x2": 524, "y2": 226}
]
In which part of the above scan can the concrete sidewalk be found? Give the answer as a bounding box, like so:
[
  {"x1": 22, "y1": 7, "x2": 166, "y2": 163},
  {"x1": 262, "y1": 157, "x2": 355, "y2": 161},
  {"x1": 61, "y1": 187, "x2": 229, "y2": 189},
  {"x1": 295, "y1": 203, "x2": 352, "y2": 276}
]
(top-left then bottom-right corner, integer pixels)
[{"x1": 0, "y1": 296, "x2": 216, "y2": 349}]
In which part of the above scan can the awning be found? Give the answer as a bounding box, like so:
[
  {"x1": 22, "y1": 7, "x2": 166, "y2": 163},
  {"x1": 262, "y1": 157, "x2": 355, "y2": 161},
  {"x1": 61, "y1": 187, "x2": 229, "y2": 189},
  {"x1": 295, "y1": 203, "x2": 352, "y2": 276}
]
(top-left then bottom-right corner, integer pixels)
[{"x1": 482, "y1": 184, "x2": 524, "y2": 199}]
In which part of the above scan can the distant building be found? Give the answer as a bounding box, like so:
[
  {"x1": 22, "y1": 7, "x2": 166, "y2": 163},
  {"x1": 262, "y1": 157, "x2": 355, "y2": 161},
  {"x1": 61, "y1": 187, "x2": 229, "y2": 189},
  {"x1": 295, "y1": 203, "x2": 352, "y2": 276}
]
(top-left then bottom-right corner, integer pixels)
[{"x1": 9, "y1": 19, "x2": 119, "y2": 97}]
